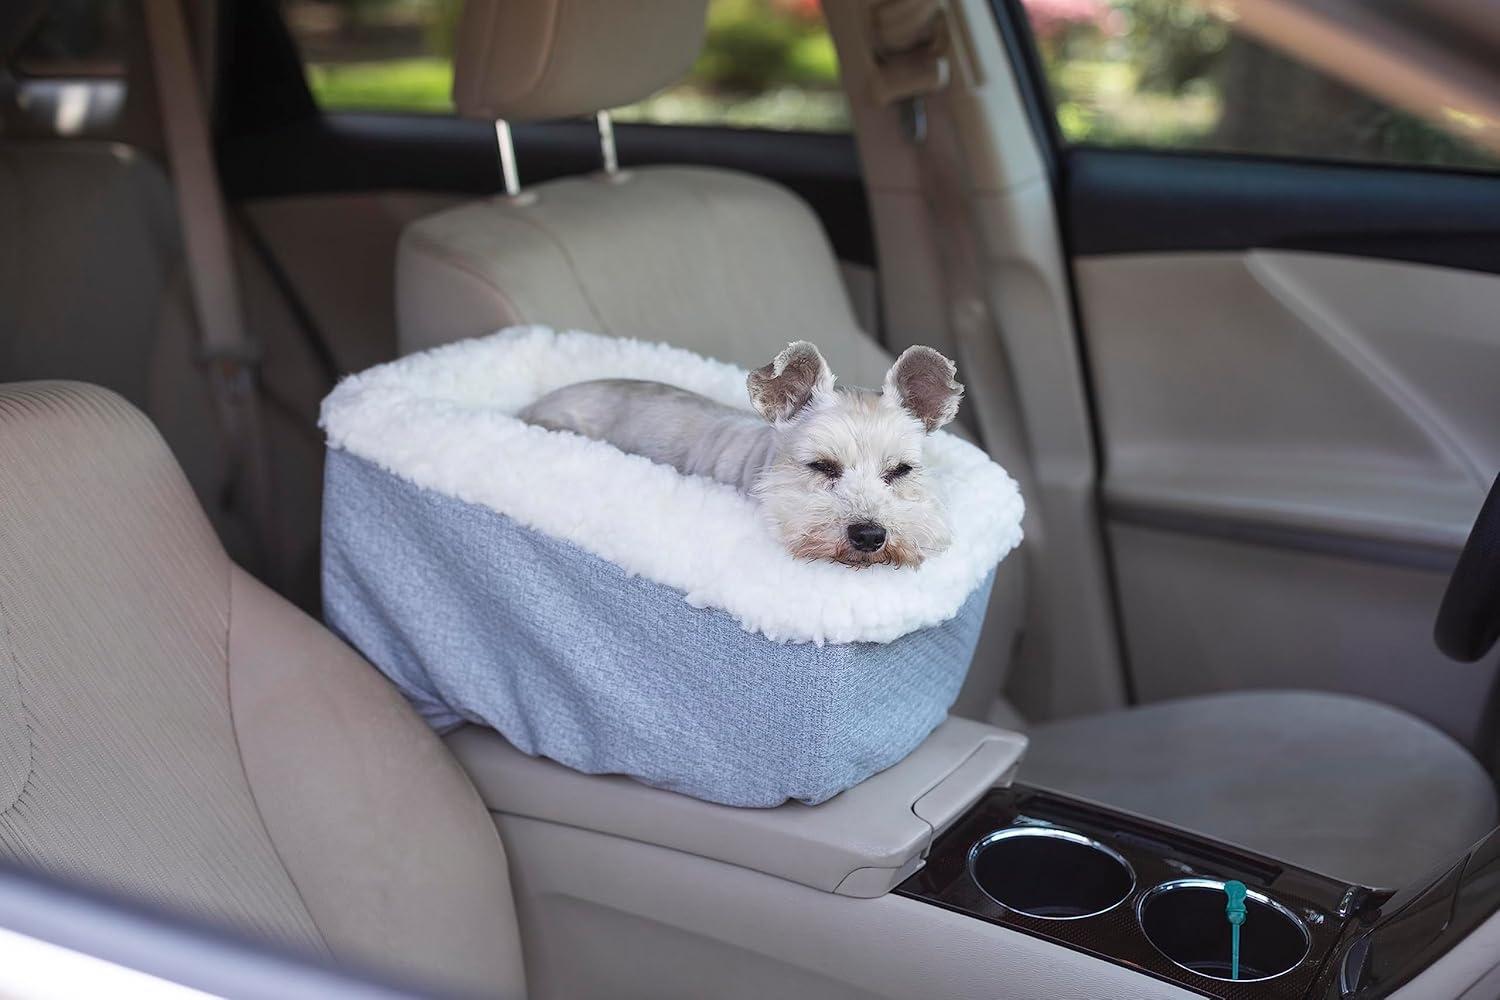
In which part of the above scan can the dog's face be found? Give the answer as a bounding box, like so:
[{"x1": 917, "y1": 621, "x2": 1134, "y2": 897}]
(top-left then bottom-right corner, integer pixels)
[{"x1": 747, "y1": 342, "x2": 963, "y2": 568}]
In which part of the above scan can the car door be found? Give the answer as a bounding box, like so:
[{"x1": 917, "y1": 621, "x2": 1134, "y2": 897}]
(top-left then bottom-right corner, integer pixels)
[{"x1": 999, "y1": 0, "x2": 1500, "y2": 757}]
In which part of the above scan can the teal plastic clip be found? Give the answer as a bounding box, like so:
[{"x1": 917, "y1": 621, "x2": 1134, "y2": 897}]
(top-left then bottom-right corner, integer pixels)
[{"x1": 1224, "y1": 880, "x2": 1248, "y2": 980}]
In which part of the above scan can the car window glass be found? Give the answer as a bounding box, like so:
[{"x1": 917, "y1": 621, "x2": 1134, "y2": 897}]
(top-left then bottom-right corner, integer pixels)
[
  {"x1": 281, "y1": 0, "x2": 851, "y2": 132},
  {"x1": 1015, "y1": 0, "x2": 1499, "y2": 171}
]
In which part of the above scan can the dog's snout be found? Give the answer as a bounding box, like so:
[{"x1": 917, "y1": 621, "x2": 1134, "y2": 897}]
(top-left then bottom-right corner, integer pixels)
[{"x1": 847, "y1": 522, "x2": 887, "y2": 552}]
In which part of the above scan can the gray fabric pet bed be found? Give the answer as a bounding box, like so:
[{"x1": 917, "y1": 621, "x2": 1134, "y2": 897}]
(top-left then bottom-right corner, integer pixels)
[{"x1": 321, "y1": 328, "x2": 1024, "y2": 806}]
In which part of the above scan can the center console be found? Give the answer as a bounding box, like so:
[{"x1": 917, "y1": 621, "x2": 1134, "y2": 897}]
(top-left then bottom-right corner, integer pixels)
[
  {"x1": 450, "y1": 719, "x2": 1500, "y2": 1000},
  {"x1": 899, "y1": 785, "x2": 1369, "y2": 997},
  {"x1": 899, "y1": 785, "x2": 1500, "y2": 999}
]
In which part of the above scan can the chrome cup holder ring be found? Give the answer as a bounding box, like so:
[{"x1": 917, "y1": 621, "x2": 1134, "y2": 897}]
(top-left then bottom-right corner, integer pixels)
[{"x1": 967, "y1": 826, "x2": 1137, "y2": 921}]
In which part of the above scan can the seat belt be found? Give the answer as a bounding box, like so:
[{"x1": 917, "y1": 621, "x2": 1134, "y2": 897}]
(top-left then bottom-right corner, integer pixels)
[
  {"x1": 140, "y1": 0, "x2": 279, "y2": 583},
  {"x1": 867, "y1": 0, "x2": 1032, "y2": 476}
]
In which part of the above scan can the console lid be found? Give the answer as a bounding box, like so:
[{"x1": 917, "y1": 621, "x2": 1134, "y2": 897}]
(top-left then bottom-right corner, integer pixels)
[{"x1": 447, "y1": 717, "x2": 1026, "y2": 898}]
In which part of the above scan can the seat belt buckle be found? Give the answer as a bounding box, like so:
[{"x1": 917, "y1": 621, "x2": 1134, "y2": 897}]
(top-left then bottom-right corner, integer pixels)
[{"x1": 202, "y1": 353, "x2": 262, "y2": 442}]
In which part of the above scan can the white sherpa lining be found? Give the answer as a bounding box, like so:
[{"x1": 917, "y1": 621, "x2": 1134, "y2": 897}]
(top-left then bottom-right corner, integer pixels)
[{"x1": 320, "y1": 327, "x2": 1025, "y2": 645}]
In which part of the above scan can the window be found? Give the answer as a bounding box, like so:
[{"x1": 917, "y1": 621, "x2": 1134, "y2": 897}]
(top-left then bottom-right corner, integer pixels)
[
  {"x1": 281, "y1": 0, "x2": 850, "y2": 132},
  {"x1": 616, "y1": 0, "x2": 848, "y2": 132},
  {"x1": 281, "y1": 0, "x2": 460, "y2": 114},
  {"x1": 1015, "y1": 0, "x2": 1498, "y2": 171}
]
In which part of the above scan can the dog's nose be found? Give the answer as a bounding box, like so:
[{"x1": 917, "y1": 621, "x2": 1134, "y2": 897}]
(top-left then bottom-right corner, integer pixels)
[{"x1": 847, "y1": 522, "x2": 887, "y2": 552}]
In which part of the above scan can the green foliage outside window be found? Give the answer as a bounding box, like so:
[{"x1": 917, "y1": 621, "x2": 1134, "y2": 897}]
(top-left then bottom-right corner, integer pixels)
[
  {"x1": 1019, "y1": 0, "x2": 1497, "y2": 171},
  {"x1": 286, "y1": 0, "x2": 849, "y2": 131}
]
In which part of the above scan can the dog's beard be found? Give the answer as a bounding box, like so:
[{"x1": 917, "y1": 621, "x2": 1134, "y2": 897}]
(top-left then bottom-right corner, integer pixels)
[{"x1": 755, "y1": 464, "x2": 951, "y2": 569}]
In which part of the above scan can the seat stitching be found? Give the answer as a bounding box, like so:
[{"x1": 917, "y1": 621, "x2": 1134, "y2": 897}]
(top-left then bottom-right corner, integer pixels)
[
  {"x1": 468, "y1": 0, "x2": 502, "y2": 114},
  {"x1": 405, "y1": 233, "x2": 528, "y2": 326},
  {"x1": 486, "y1": 197, "x2": 612, "y2": 333},
  {"x1": 669, "y1": 170, "x2": 743, "y2": 308},
  {"x1": 526, "y1": 0, "x2": 566, "y2": 104},
  {"x1": 220, "y1": 566, "x2": 332, "y2": 954}
]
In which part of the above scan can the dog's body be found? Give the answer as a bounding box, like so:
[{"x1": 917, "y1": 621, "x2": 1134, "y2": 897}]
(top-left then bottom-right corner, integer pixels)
[
  {"x1": 522, "y1": 379, "x2": 776, "y2": 492},
  {"x1": 520, "y1": 343, "x2": 964, "y2": 567}
]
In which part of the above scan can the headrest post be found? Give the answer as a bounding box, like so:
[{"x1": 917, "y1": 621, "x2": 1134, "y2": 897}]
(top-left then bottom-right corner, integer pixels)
[
  {"x1": 596, "y1": 110, "x2": 619, "y2": 176},
  {"x1": 494, "y1": 118, "x2": 521, "y2": 197}
]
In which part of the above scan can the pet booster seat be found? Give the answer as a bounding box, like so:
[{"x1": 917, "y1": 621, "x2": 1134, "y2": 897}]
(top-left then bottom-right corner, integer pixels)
[{"x1": 320, "y1": 328, "x2": 1024, "y2": 807}]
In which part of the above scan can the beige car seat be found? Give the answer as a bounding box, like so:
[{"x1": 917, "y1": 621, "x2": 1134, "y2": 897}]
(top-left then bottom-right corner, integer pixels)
[{"x1": 0, "y1": 381, "x2": 526, "y2": 998}]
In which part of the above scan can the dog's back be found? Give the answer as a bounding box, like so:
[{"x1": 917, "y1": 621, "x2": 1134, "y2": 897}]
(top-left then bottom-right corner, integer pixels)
[{"x1": 520, "y1": 379, "x2": 774, "y2": 491}]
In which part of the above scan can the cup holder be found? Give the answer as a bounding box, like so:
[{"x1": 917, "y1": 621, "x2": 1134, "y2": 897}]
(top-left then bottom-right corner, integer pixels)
[
  {"x1": 968, "y1": 827, "x2": 1136, "y2": 920},
  {"x1": 1137, "y1": 879, "x2": 1311, "y2": 982}
]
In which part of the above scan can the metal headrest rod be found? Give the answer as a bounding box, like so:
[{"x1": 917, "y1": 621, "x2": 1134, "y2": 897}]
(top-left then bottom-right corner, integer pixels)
[
  {"x1": 597, "y1": 111, "x2": 618, "y2": 174},
  {"x1": 595, "y1": 110, "x2": 631, "y2": 183},
  {"x1": 494, "y1": 118, "x2": 537, "y2": 204}
]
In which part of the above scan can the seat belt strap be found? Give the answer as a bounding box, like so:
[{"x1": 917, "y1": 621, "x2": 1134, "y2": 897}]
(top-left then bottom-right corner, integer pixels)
[
  {"x1": 867, "y1": 0, "x2": 1032, "y2": 472},
  {"x1": 140, "y1": 0, "x2": 278, "y2": 581}
]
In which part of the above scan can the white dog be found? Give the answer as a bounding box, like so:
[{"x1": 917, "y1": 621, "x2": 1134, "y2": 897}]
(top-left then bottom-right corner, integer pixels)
[{"x1": 519, "y1": 342, "x2": 964, "y2": 567}]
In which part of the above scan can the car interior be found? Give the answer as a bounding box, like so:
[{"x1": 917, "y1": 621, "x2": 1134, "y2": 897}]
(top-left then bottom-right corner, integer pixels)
[{"x1": 3, "y1": 0, "x2": 1500, "y2": 997}]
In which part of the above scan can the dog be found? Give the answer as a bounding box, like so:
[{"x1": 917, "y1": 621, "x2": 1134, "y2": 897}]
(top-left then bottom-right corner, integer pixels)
[{"x1": 519, "y1": 342, "x2": 964, "y2": 567}]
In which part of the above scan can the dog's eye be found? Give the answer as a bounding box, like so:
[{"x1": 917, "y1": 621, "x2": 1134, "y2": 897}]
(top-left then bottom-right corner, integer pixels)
[
  {"x1": 882, "y1": 463, "x2": 914, "y2": 484},
  {"x1": 806, "y1": 459, "x2": 842, "y2": 478}
]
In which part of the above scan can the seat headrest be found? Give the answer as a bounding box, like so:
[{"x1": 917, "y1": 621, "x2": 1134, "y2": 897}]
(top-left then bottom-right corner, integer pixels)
[{"x1": 452, "y1": 0, "x2": 708, "y2": 122}]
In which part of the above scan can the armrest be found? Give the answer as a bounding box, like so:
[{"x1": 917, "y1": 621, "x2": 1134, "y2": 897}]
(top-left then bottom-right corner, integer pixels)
[{"x1": 445, "y1": 717, "x2": 1027, "y2": 898}]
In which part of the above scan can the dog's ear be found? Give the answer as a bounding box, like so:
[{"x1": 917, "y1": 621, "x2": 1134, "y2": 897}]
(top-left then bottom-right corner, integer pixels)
[
  {"x1": 883, "y1": 346, "x2": 963, "y2": 432},
  {"x1": 747, "y1": 341, "x2": 835, "y2": 423}
]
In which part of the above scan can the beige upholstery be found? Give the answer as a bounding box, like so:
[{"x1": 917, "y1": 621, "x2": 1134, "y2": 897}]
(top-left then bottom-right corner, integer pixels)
[
  {"x1": 452, "y1": 0, "x2": 707, "y2": 121},
  {"x1": 0, "y1": 382, "x2": 525, "y2": 997},
  {"x1": 0, "y1": 143, "x2": 179, "y2": 414},
  {"x1": 398, "y1": 165, "x2": 893, "y2": 387},
  {"x1": 1024, "y1": 691, "x2": 1498, "y2": 888}
]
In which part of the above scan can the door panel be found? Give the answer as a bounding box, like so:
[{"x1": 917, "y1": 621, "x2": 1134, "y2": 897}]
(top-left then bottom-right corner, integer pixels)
[
  {"x1": 1079, "y1": 251, "x2": 1500, "y2": 551},
  {"x1": 1062, "y1": 150, "x2": 1500, "y2": 752},
  {"x1": 1109, "y1": 524, "x2": 1497, "y2": 748}
]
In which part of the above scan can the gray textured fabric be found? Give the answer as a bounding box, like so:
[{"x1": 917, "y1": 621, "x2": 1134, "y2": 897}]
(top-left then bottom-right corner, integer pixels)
[
  {"x1": 1023, "y1": 690, "x2": 1499, "y2": 888},
  {"x1": 323, "y1": 448, "x2": 993, "y2": 808}
]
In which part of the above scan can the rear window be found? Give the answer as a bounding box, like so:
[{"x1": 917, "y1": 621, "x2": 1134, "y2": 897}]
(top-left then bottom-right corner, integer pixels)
[{"x1": 281, "y1": 0, "x2": 850, "y2": 132}]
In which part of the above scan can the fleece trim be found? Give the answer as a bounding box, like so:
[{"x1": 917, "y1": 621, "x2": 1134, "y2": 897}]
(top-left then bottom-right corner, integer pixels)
[{"x1": 320, "y1": 327, "x2": 1024, "y2": 645}]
